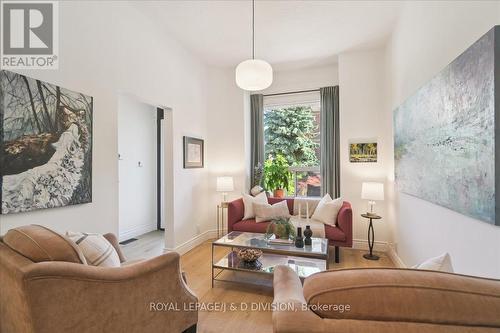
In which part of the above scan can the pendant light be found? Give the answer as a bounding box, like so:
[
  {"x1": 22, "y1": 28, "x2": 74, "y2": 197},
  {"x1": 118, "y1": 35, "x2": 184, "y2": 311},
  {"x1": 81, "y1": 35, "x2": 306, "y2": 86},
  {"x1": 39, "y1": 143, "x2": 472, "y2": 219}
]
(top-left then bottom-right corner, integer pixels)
[{"x1": 235, "y1": 0, "x2": 273, "y2": 91}]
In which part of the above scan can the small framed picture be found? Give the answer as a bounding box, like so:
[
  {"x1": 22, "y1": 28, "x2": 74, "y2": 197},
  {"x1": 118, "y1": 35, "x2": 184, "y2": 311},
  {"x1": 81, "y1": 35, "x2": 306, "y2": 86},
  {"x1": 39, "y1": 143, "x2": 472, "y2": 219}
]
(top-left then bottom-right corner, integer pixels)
[
  {"x1": 183, "y1": 136, "x2": 204, "y2": 168},
  {"x1": 349, "y1": 142, "x2": 377, "y2": 163}
]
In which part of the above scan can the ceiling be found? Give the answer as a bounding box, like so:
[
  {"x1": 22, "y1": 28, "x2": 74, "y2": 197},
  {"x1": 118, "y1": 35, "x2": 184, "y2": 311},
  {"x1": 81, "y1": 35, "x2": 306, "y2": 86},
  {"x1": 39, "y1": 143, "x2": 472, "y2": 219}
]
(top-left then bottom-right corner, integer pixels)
[{"x1": 137, "y1": 1, "x2": 401, "y2": 70}]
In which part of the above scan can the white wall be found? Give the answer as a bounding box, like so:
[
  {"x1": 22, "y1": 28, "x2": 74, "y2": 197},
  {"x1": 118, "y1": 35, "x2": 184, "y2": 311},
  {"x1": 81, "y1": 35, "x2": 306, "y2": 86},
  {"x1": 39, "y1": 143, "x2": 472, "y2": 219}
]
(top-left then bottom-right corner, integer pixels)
[
  {"x1": 118, "y1": 95, "x2": 157, "y2": 241},
  {"x1": 262, "y1": 64, "x2": 339, "y2": 95},
  {"x1": 389, "y1": 1, "x2": 500, "y2": 278},
  {"x1": 206, "y1": 68, "x2": 246, "y2": 230},
  {"x1": 338, "y1": 48, "x2": 394, "y2": 250},
  {"x1": 0, "y1": 2, "x2": 211, "y2": 249}
]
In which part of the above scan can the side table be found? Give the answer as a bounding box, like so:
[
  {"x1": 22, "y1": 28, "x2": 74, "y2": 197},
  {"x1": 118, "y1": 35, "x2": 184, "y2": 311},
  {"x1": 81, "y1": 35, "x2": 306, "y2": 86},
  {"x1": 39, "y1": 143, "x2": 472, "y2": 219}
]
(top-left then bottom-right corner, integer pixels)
[{"x1": 361, "y1": 213, "x2": 381, "y2": 260}]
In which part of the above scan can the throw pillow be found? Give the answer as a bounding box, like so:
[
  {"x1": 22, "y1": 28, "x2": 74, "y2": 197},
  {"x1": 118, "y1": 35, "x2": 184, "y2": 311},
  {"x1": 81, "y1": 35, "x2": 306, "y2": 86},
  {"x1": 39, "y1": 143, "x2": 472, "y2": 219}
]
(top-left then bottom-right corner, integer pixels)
[
  {"x1": 412, "y1": 253, "x2": 454, "y2": 273},
  {"x1": 66, "y1": 231, "x2": 121, "y2": 267},
  {"x1": 242, "y1": 191, "x2": 268, "y2": 220},
  {"x1": 311, "y1": 194, "x2": 343, "y2": 226},
  {"x1": 254, "y1": 200, "x2": 291, "y2": 223}
]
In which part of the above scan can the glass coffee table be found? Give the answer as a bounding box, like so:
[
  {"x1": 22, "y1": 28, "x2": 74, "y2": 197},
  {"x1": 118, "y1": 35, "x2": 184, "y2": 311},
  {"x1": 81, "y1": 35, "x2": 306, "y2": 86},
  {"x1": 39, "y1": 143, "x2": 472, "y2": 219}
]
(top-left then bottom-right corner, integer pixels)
[{"x1": 211, "y1": 231, "x2": 329, "y2": 287}]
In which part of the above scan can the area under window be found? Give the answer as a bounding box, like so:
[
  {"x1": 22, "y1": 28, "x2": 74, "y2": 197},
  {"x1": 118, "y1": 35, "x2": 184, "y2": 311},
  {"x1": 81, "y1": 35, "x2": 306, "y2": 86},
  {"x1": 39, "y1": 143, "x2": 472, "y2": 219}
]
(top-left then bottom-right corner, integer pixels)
[{"x1": 263, "y1": 91, "x2": 321, "y2": 197}]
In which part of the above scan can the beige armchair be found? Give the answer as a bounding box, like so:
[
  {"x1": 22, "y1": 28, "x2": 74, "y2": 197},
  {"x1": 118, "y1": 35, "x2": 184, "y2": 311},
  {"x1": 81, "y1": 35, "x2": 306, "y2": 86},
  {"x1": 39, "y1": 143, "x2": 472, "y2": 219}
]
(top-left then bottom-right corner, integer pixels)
[
  {"x1": 0, "y1": 225, "x2": 198, "y2": 333},
  {"x1": 272, "y1": 265, "x2": 500, "y2": 333}
]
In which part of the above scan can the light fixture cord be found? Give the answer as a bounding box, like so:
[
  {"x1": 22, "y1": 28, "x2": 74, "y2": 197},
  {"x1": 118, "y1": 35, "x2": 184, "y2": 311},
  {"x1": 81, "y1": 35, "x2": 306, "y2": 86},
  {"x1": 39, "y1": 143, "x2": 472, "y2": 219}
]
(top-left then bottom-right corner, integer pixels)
[{"x1": 252, "y1": 0, "x2": 255, "y2": 59}]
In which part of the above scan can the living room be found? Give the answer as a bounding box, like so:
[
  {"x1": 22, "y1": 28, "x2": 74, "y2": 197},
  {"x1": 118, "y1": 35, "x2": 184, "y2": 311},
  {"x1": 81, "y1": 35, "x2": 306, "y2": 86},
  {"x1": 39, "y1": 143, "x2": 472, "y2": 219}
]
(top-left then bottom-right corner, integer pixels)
[{"x1": 0, "y1": 1, "x2": 499, "y2": 333}]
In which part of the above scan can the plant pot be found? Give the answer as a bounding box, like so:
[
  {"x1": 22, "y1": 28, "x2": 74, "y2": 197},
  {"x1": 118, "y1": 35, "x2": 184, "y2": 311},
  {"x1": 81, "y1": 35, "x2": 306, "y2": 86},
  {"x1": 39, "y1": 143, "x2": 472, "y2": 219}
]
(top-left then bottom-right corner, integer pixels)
[{"x1": 273, "y1": 188, "x2": 285, "y2": 198}]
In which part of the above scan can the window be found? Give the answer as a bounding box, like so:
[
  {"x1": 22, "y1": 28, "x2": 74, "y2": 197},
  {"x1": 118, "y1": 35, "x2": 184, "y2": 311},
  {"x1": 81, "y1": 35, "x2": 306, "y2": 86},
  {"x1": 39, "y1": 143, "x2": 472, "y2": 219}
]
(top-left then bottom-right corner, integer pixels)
[{"x1": 263, "y1": 91, "x2": 321, "y2": 197}]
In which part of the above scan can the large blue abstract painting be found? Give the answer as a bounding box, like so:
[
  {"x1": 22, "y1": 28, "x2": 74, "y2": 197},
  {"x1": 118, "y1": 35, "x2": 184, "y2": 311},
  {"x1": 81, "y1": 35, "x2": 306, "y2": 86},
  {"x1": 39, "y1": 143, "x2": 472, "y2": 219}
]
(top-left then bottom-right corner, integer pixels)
[{"x1": 394, "y1": 27, "x2": 499, "y2": 226}]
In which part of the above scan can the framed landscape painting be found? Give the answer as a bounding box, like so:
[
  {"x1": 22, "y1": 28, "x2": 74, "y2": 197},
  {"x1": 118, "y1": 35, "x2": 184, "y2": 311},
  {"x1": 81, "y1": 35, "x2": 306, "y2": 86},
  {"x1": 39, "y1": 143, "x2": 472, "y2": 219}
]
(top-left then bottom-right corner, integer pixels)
[
  {"x1": 183, "y1": 136, "x2": 204, "y2": 168},
  {"x1": 0, "y1": 70, "x2": 93, "y2": 214},
  {"x1": 349, "y1": 142, "x2": 377, "y2": 163}
]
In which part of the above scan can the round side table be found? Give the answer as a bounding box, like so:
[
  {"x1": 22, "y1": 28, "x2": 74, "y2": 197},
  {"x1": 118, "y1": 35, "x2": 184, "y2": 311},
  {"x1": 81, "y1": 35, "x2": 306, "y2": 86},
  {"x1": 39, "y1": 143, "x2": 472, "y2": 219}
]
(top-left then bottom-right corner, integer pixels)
[{"x1": 361, "y1": 213, "x2": 382, "y2": 260}]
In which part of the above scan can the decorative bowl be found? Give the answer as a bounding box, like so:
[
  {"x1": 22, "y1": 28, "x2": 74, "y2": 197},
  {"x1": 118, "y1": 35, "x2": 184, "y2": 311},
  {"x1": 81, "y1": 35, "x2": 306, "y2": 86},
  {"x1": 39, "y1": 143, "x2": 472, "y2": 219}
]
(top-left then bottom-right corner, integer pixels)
[{"x1": 237, "y1": 248, "x2": 263, "y2": 262}]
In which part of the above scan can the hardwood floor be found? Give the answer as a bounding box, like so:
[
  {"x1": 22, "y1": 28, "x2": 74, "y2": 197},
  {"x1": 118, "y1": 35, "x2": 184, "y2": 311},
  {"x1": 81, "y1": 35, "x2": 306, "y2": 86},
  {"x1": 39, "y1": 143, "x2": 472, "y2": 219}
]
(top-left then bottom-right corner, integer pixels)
[{"x1": 122, "y1": 231, "x2": 395, "y2": 333}]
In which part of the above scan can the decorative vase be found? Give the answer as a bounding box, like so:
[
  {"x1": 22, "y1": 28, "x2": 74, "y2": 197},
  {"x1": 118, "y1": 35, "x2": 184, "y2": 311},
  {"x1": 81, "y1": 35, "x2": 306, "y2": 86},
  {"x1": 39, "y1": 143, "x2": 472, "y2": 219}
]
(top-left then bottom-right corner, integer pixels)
[
  {"x1": 304, "y1": 225, "x2": 312, "y2": 246},
  {"x1": 295, "y1": 227, "x2": 304, "y2": 248}
]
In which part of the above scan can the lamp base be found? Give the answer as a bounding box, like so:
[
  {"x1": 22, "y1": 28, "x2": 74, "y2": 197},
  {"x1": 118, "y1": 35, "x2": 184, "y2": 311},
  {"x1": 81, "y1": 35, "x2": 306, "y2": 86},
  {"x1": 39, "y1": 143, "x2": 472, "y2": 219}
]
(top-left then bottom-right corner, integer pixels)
[
  {"x1": 365, "y1": 212, "x2": 379, "y2": 218},
  {"x1": 363, "y1": 253, "x2": 380, "y2": 260}
]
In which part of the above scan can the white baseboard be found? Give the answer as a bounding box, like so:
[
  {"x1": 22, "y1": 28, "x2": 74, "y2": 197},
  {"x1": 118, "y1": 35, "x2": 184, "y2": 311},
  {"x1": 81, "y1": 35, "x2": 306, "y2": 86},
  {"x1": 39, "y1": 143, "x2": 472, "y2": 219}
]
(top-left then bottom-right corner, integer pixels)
[
  {"x1": 352, "y1": 238, "x2": 388, "y2": 252},
  {"x1": 119, "y1": 224, "x2": 156, "y2": 242},
  {"x1": 387, "y1": 243, "x2": 406, "y2": 268},
  {"x1": 164, "y1": 229, "x2": 218, "y2": 255}
]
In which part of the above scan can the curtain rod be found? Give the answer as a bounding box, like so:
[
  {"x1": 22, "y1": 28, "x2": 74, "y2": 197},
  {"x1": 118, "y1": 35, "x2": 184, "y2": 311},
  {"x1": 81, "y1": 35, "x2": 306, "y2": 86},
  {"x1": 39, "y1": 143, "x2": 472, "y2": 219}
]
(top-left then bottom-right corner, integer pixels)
[{"x1": 263, "y1": 89, "x2": 319, "y2": 97}]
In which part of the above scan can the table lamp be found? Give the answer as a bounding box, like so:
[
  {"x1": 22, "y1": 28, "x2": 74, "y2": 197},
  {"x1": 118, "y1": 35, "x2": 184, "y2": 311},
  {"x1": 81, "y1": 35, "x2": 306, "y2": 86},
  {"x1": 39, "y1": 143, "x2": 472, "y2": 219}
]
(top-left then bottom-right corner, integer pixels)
[
  {"x1": 361, "y1": 182, "x2": 384, "y2": 217},
  {"x1": 217, "y1": 176, "x2": 234, "y2": 203}
]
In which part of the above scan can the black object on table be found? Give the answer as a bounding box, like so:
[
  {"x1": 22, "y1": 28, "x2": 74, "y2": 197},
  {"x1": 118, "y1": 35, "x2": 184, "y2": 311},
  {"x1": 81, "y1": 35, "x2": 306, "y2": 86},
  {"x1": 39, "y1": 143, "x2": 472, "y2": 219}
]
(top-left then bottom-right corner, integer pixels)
[
  {"x1": 295, "y1": 227, "x2": 304, "y2": 248},
  {"x1": 304, "y1": 225, "x2": 312, "y2": 246},
  {"x1": 361, "y1": 213, "x2": 382, "y2": 260}
]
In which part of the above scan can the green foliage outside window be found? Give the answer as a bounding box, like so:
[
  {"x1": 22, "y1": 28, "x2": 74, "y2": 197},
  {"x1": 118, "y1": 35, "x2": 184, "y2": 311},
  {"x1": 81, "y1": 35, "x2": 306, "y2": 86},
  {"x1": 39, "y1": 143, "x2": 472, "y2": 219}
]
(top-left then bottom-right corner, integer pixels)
[{"x1": 264, "y1": 106, "x2": 319, "y2": 167}]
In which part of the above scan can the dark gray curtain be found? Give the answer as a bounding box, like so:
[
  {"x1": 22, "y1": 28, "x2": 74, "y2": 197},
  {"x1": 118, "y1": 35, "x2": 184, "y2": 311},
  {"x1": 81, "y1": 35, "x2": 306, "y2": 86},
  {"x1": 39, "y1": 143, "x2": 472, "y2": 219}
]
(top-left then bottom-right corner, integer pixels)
[
  {"x1": 250, "y1": 94, "x2": 264, "y2": 187},
  {"x1": 320, "y1": 86, "x2": 340, "y2": 198}
]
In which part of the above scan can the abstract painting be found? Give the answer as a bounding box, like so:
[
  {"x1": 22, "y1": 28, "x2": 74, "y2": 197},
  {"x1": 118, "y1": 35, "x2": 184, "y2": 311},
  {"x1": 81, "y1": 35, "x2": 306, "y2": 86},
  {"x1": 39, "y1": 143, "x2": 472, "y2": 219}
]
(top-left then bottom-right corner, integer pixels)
[
  {"x1": 0, "y1": 70, "x2": 93, "y2": 214},
  {"x1": 394, "y1": 27, "x2": 498, "y2": 225},
  {"x1": 349, "y1": 142, "x2": 377, "y2": 163}
]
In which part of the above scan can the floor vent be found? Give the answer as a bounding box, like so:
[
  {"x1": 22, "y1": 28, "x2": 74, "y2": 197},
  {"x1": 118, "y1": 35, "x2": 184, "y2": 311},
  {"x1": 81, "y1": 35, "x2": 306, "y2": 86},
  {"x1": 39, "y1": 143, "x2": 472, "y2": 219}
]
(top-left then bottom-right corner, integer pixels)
[{"x1": 119, "y1": 238, "x2": 138, "y2": 245}]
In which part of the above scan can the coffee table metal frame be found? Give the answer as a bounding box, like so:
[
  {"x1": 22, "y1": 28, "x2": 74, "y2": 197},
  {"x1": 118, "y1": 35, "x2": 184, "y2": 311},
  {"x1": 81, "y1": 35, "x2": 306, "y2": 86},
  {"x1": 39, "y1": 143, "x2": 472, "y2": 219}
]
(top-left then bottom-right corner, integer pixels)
[{"x1": 211, "y1": 231, "x2": 330, "y2": 287}]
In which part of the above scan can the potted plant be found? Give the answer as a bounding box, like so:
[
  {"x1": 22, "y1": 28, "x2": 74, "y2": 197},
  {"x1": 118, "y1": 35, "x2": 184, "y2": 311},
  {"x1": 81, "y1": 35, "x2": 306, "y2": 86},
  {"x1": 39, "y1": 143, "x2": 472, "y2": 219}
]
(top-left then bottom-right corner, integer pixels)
[
  {"x1": 265, "y1": 217, "x2": 296, "y2": 240},
  {"x1": 264, "y1": 154, "x2": 291, "y2": 198}
]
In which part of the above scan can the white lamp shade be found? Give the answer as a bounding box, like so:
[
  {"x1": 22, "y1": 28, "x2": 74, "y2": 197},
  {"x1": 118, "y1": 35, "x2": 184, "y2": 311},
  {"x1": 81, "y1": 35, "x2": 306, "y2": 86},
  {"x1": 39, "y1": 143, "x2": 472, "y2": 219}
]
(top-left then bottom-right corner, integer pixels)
[
  {"x1": 217, "y1": 177, "x2": 234, "y2": 192},
  {"x1": 235, "y1": 59, "x2": 273, "y2": 91},
  {"x1": 361, "y1": 182, "x2": 384, "y2": 201}
]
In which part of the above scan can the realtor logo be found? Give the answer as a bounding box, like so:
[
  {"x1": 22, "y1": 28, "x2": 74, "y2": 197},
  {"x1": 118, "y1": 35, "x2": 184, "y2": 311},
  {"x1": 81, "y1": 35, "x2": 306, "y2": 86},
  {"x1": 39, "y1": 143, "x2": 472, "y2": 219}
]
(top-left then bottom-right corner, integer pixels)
[{"x1": 1, "y1": 1, "x2": 59, "y2": 69}]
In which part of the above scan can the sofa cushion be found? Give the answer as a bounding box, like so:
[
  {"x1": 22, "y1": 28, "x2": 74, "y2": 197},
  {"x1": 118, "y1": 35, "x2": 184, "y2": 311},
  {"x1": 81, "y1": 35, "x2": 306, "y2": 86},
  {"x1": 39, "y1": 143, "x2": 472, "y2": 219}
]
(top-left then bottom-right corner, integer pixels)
[
  {"x1": 325, "y1": 224, "x2": 346, "y2": 242},
  {"x1": 254, "y1": 200, "x2": 291, "y2": 222},
  {"x1": 232, "y1": 219, "x2": 271, "y2": 233},
  {"x1": 242, "y1": 192, "x2": 268, "y2": 220},
  {"x1": 412, "y1": 253, "x2": 454, "y2": 273},
  {"x1": 311, "y1": 194, "x2": 343, "y2": 226},
  {"x1": 3, "y1": 225, "x2": 86, "y2": 264},
  {"x1": 66, "y1": 231, "x2": 121, "y2": 267}
]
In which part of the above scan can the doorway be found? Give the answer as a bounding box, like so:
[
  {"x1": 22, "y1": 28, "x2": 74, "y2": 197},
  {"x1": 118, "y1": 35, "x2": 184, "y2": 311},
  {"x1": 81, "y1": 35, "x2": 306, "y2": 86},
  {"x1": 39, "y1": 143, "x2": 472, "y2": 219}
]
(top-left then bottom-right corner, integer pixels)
[{"x1": 118, "y1": 95, "x2": 165, "y2": 242}]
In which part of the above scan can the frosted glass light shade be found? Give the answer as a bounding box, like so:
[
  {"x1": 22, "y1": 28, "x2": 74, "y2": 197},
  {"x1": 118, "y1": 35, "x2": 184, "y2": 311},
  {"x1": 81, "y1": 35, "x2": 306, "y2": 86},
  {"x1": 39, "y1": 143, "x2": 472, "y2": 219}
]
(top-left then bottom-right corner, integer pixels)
[
  {"x1": 217, "y1": 177, "x2": 234, "y2": 192},
  {"x1": 235, "y1": 59, "x2": 273, "y2": 91},
  {"x1": 361, "y1": 182, "x2": 384, "y2": 201}
]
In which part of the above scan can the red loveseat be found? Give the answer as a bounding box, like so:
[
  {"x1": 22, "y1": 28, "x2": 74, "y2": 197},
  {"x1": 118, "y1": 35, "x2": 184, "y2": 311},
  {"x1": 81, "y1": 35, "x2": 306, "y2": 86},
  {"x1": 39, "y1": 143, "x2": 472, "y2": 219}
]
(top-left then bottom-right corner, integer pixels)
[{"x1": 227, "y1": 197, "x2": 353, "y2": 263}]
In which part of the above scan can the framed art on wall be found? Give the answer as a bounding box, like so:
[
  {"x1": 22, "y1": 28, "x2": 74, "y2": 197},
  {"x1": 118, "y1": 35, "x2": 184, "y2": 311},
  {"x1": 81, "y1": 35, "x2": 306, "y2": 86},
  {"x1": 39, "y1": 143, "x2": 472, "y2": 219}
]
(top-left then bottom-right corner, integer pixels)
[
  {"x1": 349, "y1": 142, "x2": 377, "y2": 163},
  {"x1": 0, "y1": 70, "x2": 93, "y2": 214},
  {"x1": 394, "y1": 27, "x2": 499, "y2": 226},
  {"x1": 183, "y1": 136, "x2": 204, "y2": 168}
]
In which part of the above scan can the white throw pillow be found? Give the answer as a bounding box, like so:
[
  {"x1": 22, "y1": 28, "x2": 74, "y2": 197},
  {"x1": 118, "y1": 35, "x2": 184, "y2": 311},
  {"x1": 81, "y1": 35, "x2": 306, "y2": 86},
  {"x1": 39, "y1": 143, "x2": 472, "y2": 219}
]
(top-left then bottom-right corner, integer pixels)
[
  {"x1": 254, "y1": 200, "x2": 291, "y2": 223},
  {"x1": 242, "y1": 192, "x2": 268, "y2": 220},
  {"x1": 66, "y1": 231, "x2": 121, "y2": 267},
  {"x1": 311, "y1": 194, "x2": 343, "y2": 226},
  {"x1": 412, "y1": 253, "x2": 454, "y2": 273}
]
